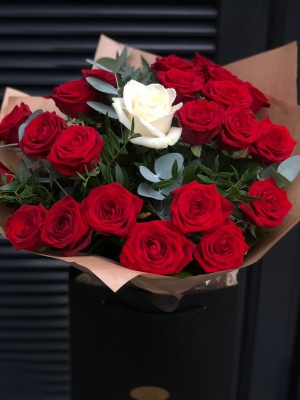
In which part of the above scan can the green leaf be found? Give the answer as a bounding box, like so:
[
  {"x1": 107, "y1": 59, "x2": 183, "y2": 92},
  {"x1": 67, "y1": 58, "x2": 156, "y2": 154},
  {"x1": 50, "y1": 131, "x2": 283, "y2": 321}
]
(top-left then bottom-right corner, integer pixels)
[
  {"x1": 18, "y1": 160, "x2": 27, "y2": 184},
  {"x1": 191, "y1": 145, "x2": 202, "y2": 158},
  {"x1": 130, "y1": 133, "x2": 142, "y2": 140},
  {"x1": 87, "y1": 102, "x2": 118, "y2": 119},
  {"x1": 151, "y1": 180, "x2": 175, "y2": 189},
  {"x1": 182, "y1": 165, "x2": 197, "y2": 185},
  {"x1": 141, "y1": 56, "x2": 150, "y2": 72},
  {"x1": 216, "y1": 172, "x2": 235, "y2": 179},
  {"x1": 171, "y1": 159, "x2": 178, "y2": 181},
  {"x1": 115, "y1": 164, "x2": 124, "y2": 184},
  {"x1": 86, "y1": 77, "x2": 118, "y2": 95},
  {"x1": 115, "y1": 46, "x2": 128, "y2": 72},
  {"x1": 106, "y1": 128, "x2": 120, "y2": 152},
  {"x1": 197, "y1": 174, "x2": 214, "y2": 184},
  {"x1": 173, "y1": 271, "x2": 193, "y2": 279},
  {"x1": 85, "y1": 58, "x2": 113, "y2": 72},
  {"x1": 96, "y1": 57, "x2": 117, "y2": 72},
  {"x1": 99, "y1": 161, "x2": 113, "y2": 183},
  {"x1": 0, "y1": 183, "x2": 18, "y2": 192},
  {"x1": 197, "y1": 163, "x2": 214, "y2": 177},
  {"x1": 214, "y1": 155, "x2": 219, "y2": 171},
  {"x1": 122, "y1": 128, "x2": 130, "y2": 144}
]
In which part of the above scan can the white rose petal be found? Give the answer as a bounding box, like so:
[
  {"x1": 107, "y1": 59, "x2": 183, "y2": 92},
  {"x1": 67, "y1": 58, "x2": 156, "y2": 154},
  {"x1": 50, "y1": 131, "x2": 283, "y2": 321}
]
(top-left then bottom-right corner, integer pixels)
[{"x1": 112, "y1": 80, "x2": 183, "y2": 149}]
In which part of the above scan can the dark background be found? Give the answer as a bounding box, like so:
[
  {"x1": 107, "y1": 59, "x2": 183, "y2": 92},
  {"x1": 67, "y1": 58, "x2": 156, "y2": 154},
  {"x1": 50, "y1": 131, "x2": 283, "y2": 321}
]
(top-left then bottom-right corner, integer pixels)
[{"x1": 0, "y1": 1, "x2": 300, "y2": 399}]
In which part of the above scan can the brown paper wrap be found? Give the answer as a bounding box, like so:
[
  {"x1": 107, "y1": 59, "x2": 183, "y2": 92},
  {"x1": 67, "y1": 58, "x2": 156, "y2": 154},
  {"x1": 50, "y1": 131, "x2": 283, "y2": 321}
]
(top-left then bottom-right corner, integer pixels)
[{"x1": 0, "y1": 36, "x2": 299, "y2": 295}]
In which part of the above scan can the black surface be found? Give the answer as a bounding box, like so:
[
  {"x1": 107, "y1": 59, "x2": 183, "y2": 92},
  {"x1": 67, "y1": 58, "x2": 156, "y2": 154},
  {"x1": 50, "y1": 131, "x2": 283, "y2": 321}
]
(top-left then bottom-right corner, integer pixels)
[
  {"x1": 70, "y1": 281, "x2": 239, "y2": 400},
  {"x1": 0, "y1": 237, "x2": 71, "y2": 400}
]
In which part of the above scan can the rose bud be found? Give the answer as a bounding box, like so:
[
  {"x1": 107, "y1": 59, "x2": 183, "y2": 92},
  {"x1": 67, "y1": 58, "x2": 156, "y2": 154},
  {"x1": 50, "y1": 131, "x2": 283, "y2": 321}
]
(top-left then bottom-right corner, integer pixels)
[
  {"x1": 19, "y1": 111, "x2": 67, "y2": 159},
  {"x1": 238, "y1": 177, "x2": 292, "y2": 228},
  {"x1": 243, "y1": 82, "x2": 270, "y2": 114},
  {"x1": 218, "y1": 106, "x2": 260, "y2": 151},
  {"x1": 44, "y1": 78, "x2": 102, "y2": 118},
  {"x1": 41, "y1": 196, "x2": 92, "y2": 256},
  {"x1": 249, "y1": 116, "x2": 296, "y2": 165},
  {"x1": 202, "y1": 80, "x2": 253, "y2": 109},
  {"x1": 177, "y1": 99, "x2": 225, "y2": 146},
  {"x1": 170, "y1": 181, "x2": 233, "y2": 235},
  {"x1": 202, "y1": 64, "x2": 242, "y2": 84},
  {"x1": 81, "y1": 183, "x2": 143, "y2": 237},
  {"x1": 194, "y1": 53, "x2": 217, "y2": 68},
  {"x1": 120, "y1": 220, "x2": 195, "y2": 275},
  {"x1": 194, "y1": 220, "x2": 249, "y2": 273},
  {"x1": 0, "y1": 102, "x2": 32, "y2": 144},
  {"x1": 157, "y1": 68, "x2": 205, "y2": 103},
  {"x1": 5, "y1": 204, "x2": 47, "y2": 251},
  {"x1": 47, "y1": 125, "x2": 104, "y2": 176},
  {"x1": 150, "y1": 54, "x2": 201, "y2": 73}
]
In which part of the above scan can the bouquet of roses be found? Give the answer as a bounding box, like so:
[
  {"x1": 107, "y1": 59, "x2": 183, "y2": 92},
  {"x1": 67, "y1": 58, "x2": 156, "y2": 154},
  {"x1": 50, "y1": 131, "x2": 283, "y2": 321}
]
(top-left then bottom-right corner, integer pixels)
[{"x1": 0, "y1": 35, "x2": 300, "y2": 295}]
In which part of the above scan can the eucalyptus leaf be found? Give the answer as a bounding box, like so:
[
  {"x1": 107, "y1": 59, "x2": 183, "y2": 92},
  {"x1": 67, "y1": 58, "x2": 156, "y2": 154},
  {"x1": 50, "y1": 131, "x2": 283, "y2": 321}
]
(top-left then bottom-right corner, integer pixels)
[
  {"x1": 138, "y1": 183, "x2": 165, "y2": 200},
  {"x1": 96, "y1": 57, "x2": 117, "y2": 72},
  {"x1": 86, "y1": 77, "x2": 118, "y2": 95},
  {"x1": 85, "y1": 58, "x2": 113, "y2": 72},
  {"x1": 277, "y1": 155, "x2": 300, "y2": 182},
  {"x1": 18, "y1": 109, "x2": 43, "y2": 141},
  {"x1": 272, "y1": 169, "x2": 293, "y2": 187},
  {"x1": 258, "y1": 163, "x2": 284, "y2": 187},
  {"x1": 154, "y1": 153, "x2": 184, "y2": 179},
  {"x1": 139, "y1": 166, "x2": 160, "y2": 183},
  {"x1": 87, "y1": 102, "x2": 118, "y2": 119}
]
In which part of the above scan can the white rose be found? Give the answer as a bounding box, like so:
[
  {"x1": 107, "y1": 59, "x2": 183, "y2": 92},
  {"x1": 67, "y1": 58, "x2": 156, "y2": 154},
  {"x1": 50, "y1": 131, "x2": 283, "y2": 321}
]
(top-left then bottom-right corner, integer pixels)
[{"x1": 112, "y1": 80, "x2": 183, "y2": 149}]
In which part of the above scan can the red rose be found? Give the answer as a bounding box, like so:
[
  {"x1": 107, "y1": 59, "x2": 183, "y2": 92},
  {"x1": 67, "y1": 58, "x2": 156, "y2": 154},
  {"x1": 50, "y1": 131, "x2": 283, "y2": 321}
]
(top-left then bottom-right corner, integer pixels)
[
  {"x1": 238, "y1": 177, "x2": 292, "y2": 228},
  {"x1": 202, "y1": 80, "x2": 253, "y2": 109},
  {"x1": 170, "y1": 181, "x2": 233, "y2": 235},
  {"x1": 47, "y1": 125, "x2": 104, "y2": 176},
  {"x1": 157, "y1": 68, "x2": 205, "y2": 103},
  {"x1": 5, "y1": 204, "x2": 47, "y2": 251},
  {"x1": 41, "y1": 196, "x2": 92, "y2": 256},
  {"x1": 244, "y1": 82, "x2": 270, "y2": 114},
  {"x1": 81, "y1": 183, "x2": 143, "y2": 237},
  {"x1": 0, "y1": 162, "x2": 14, "y2": 185},
  {"x1": 218, "y1": 106, "x2": 260, "y2": 150},
  {"x1": 120, "y1": 220, "x2": 195, "y2": 275},
  {"x1": 44, "y1": 79, "x2": 99, "y2": 118},
  {"x1": 202, "y1": 65, "x2": 242, "y2": 84},
  {"x1": 194, "y1": 220, "x2": 249, "y2": 273},
  {"x1": 0, "y1": 103, "x2": 32, "y2": 144},
  {"x1": 19, "y1": 112, "x2": 67, "y2": 159},
  {"x1": 82, "y1": 68, "x2": 117, "y2": 87},
  {"x1": 177, "y1": 99, "x2": 225, "y2": 146},
  {"x1": 150, "y1": 54, "x2": 199, "y2": 72},
  {"x1": 249, "y1": 116, "x2": 297, "y2": 165},
  {"x1": 194, "y1": 53, "x2": 217, "y2": 68}
]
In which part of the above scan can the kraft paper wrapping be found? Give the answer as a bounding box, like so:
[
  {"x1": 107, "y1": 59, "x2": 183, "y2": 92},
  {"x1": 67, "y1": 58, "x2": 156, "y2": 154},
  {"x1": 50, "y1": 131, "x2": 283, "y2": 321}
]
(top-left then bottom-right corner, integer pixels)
[{"x1": 0, "y1": 36, "x2": 299, "y2": 295}]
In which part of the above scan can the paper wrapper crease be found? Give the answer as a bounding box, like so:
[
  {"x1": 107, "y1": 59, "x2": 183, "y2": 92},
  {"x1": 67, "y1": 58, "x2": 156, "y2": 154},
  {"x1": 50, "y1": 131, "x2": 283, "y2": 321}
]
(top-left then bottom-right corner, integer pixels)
[{"x1": 0, "y1": 35, "x2": 299, "y2": 295}]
